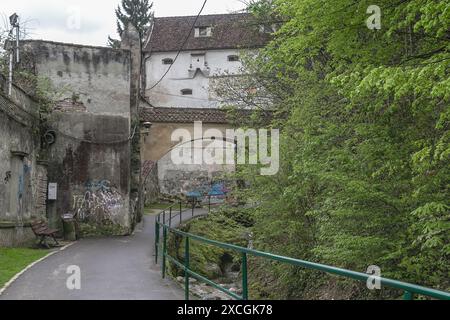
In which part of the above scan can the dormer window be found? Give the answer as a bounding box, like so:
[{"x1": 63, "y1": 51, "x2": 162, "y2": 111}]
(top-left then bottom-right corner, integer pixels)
[
  {"x1": 162, "y1": 58, "x2": 174, "y2": 65},
  {"x1": 259, "y1": 24, "x2": 278, "y2": 34},
  {"x1": 199, "y1": 27, "x2": 208, "y2": 37},
  {"x1": 195, "y1": 26, "x2": 212, "y2": 38},
  {"x1": 181, "y1": 89, "x2": 193, "y2": 95},
  {"x1": 228, "y1": 55, "x2": 239, "y2": 62}
]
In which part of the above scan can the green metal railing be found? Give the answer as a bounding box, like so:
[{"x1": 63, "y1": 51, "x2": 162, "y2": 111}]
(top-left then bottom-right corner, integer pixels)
[{"x1": 154, "y1": 201, "x2": 450, "y2": 301}]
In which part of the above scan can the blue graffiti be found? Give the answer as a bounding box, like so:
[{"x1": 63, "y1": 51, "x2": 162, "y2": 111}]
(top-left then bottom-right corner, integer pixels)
[{"x1": 85, "y1": 180, "x2": 111, "y2": 192}]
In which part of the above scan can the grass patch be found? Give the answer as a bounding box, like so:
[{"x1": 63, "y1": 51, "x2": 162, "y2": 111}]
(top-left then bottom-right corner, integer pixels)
[{"x1": 0, "y1": 247, "x2": 51, "y2": 288}]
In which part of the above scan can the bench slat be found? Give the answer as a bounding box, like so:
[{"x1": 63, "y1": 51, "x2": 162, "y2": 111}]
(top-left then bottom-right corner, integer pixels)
[{"x1": 31, "y1": 220, "x2": 59, "y2": 236}]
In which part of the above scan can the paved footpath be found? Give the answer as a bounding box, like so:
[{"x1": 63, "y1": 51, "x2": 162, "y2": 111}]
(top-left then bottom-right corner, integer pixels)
[{"x1": 0, "y1": 209, "x2": 208, "y2": 300}]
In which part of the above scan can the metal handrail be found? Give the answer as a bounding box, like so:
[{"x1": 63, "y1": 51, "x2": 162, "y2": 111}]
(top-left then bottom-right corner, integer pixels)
[{"x1": 154, "y1": 202, "x2": 450, "y2": 301}]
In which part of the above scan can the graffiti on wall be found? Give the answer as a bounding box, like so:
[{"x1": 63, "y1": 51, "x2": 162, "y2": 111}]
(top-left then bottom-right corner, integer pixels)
[
  {"x1": 72, "y1": 180, "x2": 124, "y2": 223},
  {"x1": 84, "y1": 180, "x2": 111, "y2": 192},
  {"x1": 4, "y1": 171, "x2": 11, "y2": 184}
]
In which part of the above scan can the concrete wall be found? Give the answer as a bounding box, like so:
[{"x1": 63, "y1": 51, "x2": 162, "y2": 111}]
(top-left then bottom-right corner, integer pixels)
[
  {"x1": 145, "y1": 49, "x2": 244, "y2": 108},
  {"x1": 21, "y1": 41, "x2": 134, "y2": 234},
  {"x1": 23, "y1": 40, "x2": 131, "y2": 117},
  {"x1": 46, "y1": 113, "x2": 131, "y2": 231},
  {"x1": 142, "y1": 122, "x2": 232, "y2": 162},
  {"x1": 0, "y1": 75, "x2": 47, "y2": 247}
]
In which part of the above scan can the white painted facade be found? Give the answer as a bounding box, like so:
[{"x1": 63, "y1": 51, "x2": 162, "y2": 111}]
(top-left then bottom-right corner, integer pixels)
[{"x1": 144, "y1": 49, "x2": 245, "y2": 108}]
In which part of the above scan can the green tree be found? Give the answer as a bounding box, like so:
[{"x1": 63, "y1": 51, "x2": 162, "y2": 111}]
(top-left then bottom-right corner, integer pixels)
[
  {"x1": 107, "y1": 36, "x2": 121, "y2": 49},
  {"x1": 108, "y1": 0, "x2": 154, "y2": 47},
  {"x1": 217, "y1": 0, "x2": 449, "y2": 299}
]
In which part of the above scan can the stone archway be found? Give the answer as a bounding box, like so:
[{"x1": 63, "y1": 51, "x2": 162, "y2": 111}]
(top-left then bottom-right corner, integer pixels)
[
  {"x1": 139, "y1": 107, "x2": 244, "y2": 202},
  {"x1": 157, "y1": 137, "x2": 236, "y2": 195}
]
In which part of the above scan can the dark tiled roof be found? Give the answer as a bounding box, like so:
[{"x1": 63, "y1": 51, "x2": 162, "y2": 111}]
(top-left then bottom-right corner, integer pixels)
[
  {"x1": 141, "y1": 107, "x2": 229, "y2": 123},
  {"x1": 140, "y1": 107, "x2": 268, "y2": 124},
  {"x1": 144, "y1": 13, "x2": 270, "y2": 52}
]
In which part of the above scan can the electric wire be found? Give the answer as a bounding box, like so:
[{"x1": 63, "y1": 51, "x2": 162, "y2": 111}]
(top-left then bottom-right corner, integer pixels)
[{"x1": 147, "y1": 0, "x2": 208, "y2": 91}]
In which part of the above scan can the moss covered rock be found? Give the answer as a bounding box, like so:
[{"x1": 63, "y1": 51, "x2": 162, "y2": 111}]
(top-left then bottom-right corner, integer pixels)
[{"x1": 167, "y1": 209, "x2": 252, "y2": 280}]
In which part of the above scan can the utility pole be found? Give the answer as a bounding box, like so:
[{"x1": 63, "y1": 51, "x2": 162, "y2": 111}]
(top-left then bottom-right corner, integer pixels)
[{"x1": 7, "y1": 13, "x2": 20, "y2": 96}]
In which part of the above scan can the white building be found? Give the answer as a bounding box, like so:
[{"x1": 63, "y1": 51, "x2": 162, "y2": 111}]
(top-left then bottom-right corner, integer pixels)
[
  {"x1": 143, "y1": 13, "x2": 270, "y2": 109},
  {"x1": 140, "y1": 13, "x2": 270, "y2": 197}
]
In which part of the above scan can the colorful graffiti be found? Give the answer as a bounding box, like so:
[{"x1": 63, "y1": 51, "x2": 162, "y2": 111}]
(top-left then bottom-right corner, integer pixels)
[
  {"x1": 73, "y1": 180, "x2": 124, "y2": 223},
  {"x1": 84, "y1": 180, "x2": 112, "y2": 193}
]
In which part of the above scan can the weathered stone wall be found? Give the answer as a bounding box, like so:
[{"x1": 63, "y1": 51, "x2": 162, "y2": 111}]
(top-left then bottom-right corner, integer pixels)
[
  {"x1": 141, "y1": 122, "x2": 236, "y2": 196},
  {"x1": 21, "y1": 41, "x2": 134, "y2": 234},
  {"x1": 142, "y1": 122, "x2": 232, "y2": 162},
  {"x1": 142, "y1": 161, "x2": 159, "y2": 205},
  {"x1": 157, "y1": 139, "x2": 235, "y2": 195},
  {"x1": 32, "y1": 163, "x2": 48, "y2": 216},
  {"x1": 21, "y1": 40, "x2": 131, "y2": 117},
  {"x1": 46, "y1": 113, "x2": 131, "y2": 232},
  {"x1": 0, "y1": 75, "x2": 47, "y2": 247}
]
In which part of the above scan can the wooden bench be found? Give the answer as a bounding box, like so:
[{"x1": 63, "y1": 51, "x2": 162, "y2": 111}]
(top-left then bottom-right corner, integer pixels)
[{"x1": 31, "y1": 220, "x2": 60, "y2": 248}]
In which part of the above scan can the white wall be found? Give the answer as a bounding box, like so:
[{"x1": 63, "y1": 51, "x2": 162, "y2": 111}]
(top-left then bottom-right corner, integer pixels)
[{"x1": 145, "y1": 49, "x2": 244, "y2": 108}]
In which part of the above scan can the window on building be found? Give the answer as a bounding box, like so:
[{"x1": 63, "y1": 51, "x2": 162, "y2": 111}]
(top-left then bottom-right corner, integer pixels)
[
  {"x1": 228, "y1": 55, "x2": 239, "y2": 62},
  {"x1": 199, "y1": 27, "x2": 208, "y2": 37},
  {"x1": 195, "y1": 26, "x2": 212, "y2": 38},
  {"x1": 181, "y1": 89, "x2": 193, "y2": 95},
  {"x1": 162, "y1": 58, "x2": 174, "y2": 65},
  {"x1": 259, "y1": 24, "x2": 276, "y2": 34}
]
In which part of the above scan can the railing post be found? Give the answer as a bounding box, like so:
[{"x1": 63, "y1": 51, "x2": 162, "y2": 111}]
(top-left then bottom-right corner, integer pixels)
[
  {"x1": 242, "y1": 252, "x2": 248, "y2": 300},
  {"x1": 162, "y1": 226, "x2": 167, "y2": 279},
  {"x1": 404, "y1": 291, "x2": 414, "y2": 300},
  {"x1": 185, "y1": 237, "x2": 190, "y2": 301},
  {"x1": 163, "y1": 211, "x2": 166, "y2": 225},
  {"x1": 169, "y1": 207, "x2": 172, "y2": 228},
  {"x1": 180, "y1": 201, "x2": 182, "y2": 215},
  {"x1": 155, "y1": 217, "x2": 159, "y2": 264},
  {"x1": 192, "y1": 200, "x2": 195, "y2": 217}
]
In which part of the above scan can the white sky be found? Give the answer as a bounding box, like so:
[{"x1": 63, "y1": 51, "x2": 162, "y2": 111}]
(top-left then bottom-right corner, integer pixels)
[{"x1": 0, "y1": 0, "x2": 247, "y2": 46}]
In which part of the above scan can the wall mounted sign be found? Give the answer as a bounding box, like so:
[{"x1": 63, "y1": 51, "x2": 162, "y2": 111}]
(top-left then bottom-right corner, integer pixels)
[{"x1": 48, "y1": 183, "x2": 58, "y2": 200}]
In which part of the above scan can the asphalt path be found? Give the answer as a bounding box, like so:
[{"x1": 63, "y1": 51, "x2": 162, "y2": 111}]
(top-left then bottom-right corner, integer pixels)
[{"x1": 0, "y1": 208, "x2": 208, "y2": 300}]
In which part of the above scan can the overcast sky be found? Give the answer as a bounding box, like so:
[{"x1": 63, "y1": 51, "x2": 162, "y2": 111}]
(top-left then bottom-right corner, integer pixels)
[{"x1": 0, "y1": 0, "x2": 247, "y2": 46}]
